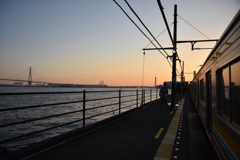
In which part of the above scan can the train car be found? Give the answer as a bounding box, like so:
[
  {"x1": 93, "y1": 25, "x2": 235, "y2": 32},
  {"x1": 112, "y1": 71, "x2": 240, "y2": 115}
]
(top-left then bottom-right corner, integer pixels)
[{"x1": 189, "y1": 10, "x2": 240, "y2": 160}]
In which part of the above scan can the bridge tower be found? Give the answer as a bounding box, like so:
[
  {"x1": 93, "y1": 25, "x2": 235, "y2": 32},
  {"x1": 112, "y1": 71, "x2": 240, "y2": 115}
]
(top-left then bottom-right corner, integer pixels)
[{"x1": 28, "y1": 67, "x2": 32, "y2": 86}]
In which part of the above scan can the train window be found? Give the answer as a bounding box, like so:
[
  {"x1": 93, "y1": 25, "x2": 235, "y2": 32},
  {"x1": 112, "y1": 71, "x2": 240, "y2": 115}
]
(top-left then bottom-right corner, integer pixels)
[
  {"x1": 217, "y1": 58, "x2": 240, "y2": 128},
  {"x1": 216, "y1": 26, "x2": 240, "y2": 57},
  {"x1": 200, "y1": 79, "x2": 204, "y2": 101},
  {"x1": 219, "y1": 67, "x2": 230, "y2": 120},
  {"x1": 230, "y1": 61, "x2": 240, "y2": 127}
]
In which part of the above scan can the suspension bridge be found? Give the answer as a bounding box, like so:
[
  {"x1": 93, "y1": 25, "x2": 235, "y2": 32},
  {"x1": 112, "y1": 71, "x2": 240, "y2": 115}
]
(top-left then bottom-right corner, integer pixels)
[
  {"x1": 0, "y1": 67, "x2": 108, "y2": 87},
  {"x1": 0, "y1": 67, "x2": 50, "y2": 86}
]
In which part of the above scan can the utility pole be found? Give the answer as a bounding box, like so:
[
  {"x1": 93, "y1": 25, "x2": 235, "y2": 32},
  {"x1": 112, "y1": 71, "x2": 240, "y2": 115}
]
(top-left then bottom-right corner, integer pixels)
[
  {"x1": 171, "y1": 4, "x2": 177, "y2": 108},
  {"x1": 143, "y1": 3, "x2": 178, "y2": 108},
  {"x1": 181, "y1": 61, "x2": 184, "y2": 96}
]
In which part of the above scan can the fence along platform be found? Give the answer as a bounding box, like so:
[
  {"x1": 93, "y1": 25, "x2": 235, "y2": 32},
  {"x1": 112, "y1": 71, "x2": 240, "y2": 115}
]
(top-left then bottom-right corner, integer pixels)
[
  {"x1": 1, "y1": 92, "x2": 216, "y2": 160},
  {"x1": 0, "y1": 89, "x2": 158, "y2": 158}
]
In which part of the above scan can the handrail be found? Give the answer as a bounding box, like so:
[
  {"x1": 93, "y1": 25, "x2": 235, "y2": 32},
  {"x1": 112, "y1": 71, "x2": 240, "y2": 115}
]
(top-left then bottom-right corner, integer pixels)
[
  {"x1": 0, "y1": 100, "x2": 84, "y2": 112},
  {"x1": 85, "y1": 102, "x2": 119, "y2": 111},
  {"x1": 122, "y1": 103, "x2": 135, "y2": 109},
  {"x1": 0, "y1": 109, "x2": 84, "y2": 128},
  {"x1": 0, "y1": 88, "x2": 159, "y2": 150},
  {"x1": 121, "y1": 98, "x2": 136, "y2": 104},
  {"x1": 0, "y1": 91, "x2": 84, "y2": 95},
  {"x1": 85, "y1": 96, "x2": 119, "y2": 102}
]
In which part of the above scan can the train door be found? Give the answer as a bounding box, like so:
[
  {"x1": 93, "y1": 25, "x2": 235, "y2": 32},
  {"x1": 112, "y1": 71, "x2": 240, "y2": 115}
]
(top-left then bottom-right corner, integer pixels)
[{"x1": 206, "y1": 71, "x2": 212, "y2": 137}]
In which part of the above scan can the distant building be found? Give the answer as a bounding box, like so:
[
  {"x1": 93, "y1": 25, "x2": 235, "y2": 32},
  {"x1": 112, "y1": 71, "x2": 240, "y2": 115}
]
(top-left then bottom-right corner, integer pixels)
[{"x1": 13, "y1": 81, "x2": 23, "y2": 86}]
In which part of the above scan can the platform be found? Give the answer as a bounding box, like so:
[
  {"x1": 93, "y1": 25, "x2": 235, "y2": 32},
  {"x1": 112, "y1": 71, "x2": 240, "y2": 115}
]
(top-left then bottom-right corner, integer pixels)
[{"x1": 21, "y1": 93, "x2": 216, "y2": 160}]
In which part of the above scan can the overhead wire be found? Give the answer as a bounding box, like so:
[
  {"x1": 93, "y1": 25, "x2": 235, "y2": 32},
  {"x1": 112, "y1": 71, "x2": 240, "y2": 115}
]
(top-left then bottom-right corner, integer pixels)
[
  {"x1": 113, "y1": 0, "x2": 167, "y2": 59},
  {"x1": 124, "y1": 0, "x2": 169, "y2": 57},
  {"x1": 143, "y1": 22, "x2": 174, "y2": 70},
  {"x1": 177, "y1": 14, "x2": 211, "y2": 40},
  {"x1": 156, "y1": 0, "x2": 174, "y2": 45},
  {"x1": 123, "y1": 0, "x2": 177, "y2": 77},
  {"x1": 144, "y1": 22, "x2": 174, "y2": 49},
  {"x1": 176, "y1": 14, "x2": 213, "y2": 79},
  {"x1": 113, "y1": 0, "x2": 181, "y2": 80}
]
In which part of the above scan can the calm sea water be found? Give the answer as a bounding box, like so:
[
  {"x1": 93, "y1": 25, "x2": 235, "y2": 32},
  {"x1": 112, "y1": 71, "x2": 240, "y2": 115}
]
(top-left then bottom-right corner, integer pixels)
[{"x1": 0, "y1": 87, "x2": 158, "y2": 151}]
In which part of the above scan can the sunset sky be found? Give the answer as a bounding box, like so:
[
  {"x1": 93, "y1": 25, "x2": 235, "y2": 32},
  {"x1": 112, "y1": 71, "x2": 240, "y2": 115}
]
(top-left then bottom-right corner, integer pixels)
[{"x1": 0, "y1": 0, "x2": 239, "y2": 86}]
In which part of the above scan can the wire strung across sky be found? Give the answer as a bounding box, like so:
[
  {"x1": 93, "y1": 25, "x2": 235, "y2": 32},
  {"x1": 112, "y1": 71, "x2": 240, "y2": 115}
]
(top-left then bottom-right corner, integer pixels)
[
  {"x1": 124, "y1": 0, "x2": 169, "y2": 58},
  {"x1": 124, "y1": 0, "x2": 184, "y2": 77},
  {"x1": 177, "y1": 14, "x2": 211, "y2": 40},
  {"x1": 113, "y1": 0, "x2": 182, "y2": 78},
  {"x1": 144, "y1": 22, "x2": 173, "y2": 49},
  {"x1": 113, "y1": 0, "x2": 167, "y2": 59},
  {"x1": 142, "y1": 22, "x2": 176, "y2": 74},
  {"x1": 124, "y1": 0, "x2": 180, "y2": 77},
  {"x1": 176, "y1": 13, "x2": 214, "y2": 76}
]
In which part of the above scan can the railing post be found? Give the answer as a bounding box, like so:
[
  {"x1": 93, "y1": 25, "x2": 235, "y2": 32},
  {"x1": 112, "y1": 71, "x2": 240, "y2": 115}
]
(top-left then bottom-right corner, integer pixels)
[
  {"x1": 143, "y1": 89, "x2": 145, "y2": 104},
  {"x1": 119, "y1": 90, "x2": 121, "y2": 114},
  {"x1": 136, "y1": 89, "x2": 138, "y2": 108},
  {"x1": 156, "y1": 88, "x2": 157, "y2": 99},
  {"x1": 150, "y1": 89, "x2": 152, "y2": 102},
  {"x1": 83, "y1": 90, "x2": 86, "y2": 127}
]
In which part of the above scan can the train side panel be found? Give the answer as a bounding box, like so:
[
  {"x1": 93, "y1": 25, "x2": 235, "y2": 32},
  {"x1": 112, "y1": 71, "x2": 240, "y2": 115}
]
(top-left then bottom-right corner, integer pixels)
[{"x1": 189, "y1": 11, "x2": 240, "y2": 160}]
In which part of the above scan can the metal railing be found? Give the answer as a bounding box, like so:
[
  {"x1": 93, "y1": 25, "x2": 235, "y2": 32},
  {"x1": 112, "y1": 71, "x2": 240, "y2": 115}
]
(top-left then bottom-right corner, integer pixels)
[{"x1": 0, "y1": 88, "x2": 159, "y2": 150}]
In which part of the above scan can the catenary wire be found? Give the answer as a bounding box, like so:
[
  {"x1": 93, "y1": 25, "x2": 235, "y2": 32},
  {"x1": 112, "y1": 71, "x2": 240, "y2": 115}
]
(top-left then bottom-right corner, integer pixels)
[
  {"x1": 124, "y1": 0, "x2": 169, "y2": 57},
  {"x1": 123, "y1": 0, "x2": 180, "y2": 77},
  {"x1": 177, "y1": 14, "x2": 212, "y2": 77},
  {"x1": 142, "y1": 22, "x2": 175, "y2": 72},
  {"x1": 113, "y1": 0, "x2": 167, "y2": 59},
  {"x1": 144, "y1": 22, "x2": 174, "y2": 49},
  {"x1": 178, "y1": 14, "x2": 211, "y2": 40},
  {"x1": 114, "y1": 1, "x2": 181, "y2": 79}
]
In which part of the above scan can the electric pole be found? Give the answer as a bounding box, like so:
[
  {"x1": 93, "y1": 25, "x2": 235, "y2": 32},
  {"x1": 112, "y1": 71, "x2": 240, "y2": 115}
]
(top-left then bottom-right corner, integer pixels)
[{"x1": 171, "y1": 4, "x2": 177, "y2": 108}]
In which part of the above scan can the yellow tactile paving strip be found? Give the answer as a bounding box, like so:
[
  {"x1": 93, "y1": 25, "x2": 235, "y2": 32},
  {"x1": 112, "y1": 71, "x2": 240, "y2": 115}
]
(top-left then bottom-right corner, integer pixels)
[
  {"x1": 154, "y1": 98, "x2": 185, "y2": 160},
  {"x1": 155, "y1": 128, "x2": 164, "y2": 139}
]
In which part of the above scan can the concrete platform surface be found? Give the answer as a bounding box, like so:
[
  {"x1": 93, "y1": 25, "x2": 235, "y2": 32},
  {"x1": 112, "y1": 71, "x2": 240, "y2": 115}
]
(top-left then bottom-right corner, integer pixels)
[{"x1": 23, "y1": 93, "x2": 216, "y2": 160}]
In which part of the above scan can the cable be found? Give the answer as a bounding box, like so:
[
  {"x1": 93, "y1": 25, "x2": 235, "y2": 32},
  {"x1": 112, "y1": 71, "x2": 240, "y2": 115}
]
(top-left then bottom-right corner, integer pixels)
[
  {"x1": 6, "y1": 68, "x2": 29, "y2": 80},
  {"x1": 143, "y1": 22, "x2": 175, "y2": 69},
  {"x1": 185, "y1": 64, "x2": 195, "y2": 72},
  {"x1": 32, "y1": 69, "x2": 47, "y2": 82},
  {"x1": 114, "y1": 0, "x2": 180, "y2": 78},
  {"x1": 178, "y1": 14, "x2": 211, "y2": 40},
  {"x1": 124, "y1": 0, "x2": 169, "y2": 57},
  {"x1": 144, "y1": 22, "x2": 174, "y2": 49},
  {"x1": 113, "y1": 0, "x2": 167, "y2": 58}
]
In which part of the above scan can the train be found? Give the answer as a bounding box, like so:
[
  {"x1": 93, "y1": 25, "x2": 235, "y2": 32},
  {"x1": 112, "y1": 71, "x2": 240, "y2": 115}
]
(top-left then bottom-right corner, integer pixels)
[{"x1": 189, "y1": 10, "x2": 240, "y2": 160}]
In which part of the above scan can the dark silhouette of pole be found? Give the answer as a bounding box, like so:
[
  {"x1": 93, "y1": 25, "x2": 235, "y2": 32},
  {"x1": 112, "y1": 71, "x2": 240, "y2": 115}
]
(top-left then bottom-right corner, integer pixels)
[
  {"x1": 181, "y1": 61, "x2": 184, "y2": 96},
  {"x1": 171, "y1": 4, "x2": 177, "y2": 108}
]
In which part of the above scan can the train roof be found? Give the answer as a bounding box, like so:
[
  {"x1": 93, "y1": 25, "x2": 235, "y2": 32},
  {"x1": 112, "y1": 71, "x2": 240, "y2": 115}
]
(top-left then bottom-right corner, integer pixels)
[{"x1": 193, "y1": 10, "x2": 240, "y2": 80}]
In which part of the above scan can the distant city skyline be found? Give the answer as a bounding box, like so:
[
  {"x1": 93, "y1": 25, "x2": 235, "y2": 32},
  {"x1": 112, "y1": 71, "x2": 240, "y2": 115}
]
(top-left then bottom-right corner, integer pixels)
[{"x1": 1, "y1": 0, "x2": 239, "y2": 86}]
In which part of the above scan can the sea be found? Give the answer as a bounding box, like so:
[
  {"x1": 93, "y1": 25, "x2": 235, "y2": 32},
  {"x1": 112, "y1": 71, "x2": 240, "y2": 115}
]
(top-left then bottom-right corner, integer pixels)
[{"x1": 0, "y1": 87, "x2": 158, "y2": 151}]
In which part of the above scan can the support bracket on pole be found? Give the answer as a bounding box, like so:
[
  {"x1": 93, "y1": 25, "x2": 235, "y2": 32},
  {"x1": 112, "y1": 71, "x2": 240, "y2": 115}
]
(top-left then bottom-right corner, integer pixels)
[
  {"x1": 191, "y1": 42, "x2": 197, "y2": 50},
  {"x1": 176, "y1": 39, "x2": 218, "y2": 50}
]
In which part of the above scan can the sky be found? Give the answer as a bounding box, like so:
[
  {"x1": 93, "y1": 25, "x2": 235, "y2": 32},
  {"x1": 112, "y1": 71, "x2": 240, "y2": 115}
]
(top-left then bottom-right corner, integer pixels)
[{"x1": 0, "y1": 0, "x2": 239, "y2": 86}]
